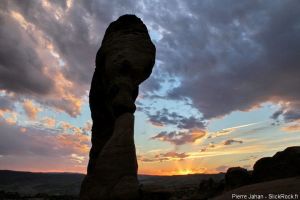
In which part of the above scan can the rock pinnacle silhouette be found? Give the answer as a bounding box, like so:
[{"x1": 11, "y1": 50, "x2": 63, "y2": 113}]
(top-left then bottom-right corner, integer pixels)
[{"x1": 80, "y1": 15, "x2": 156, "y2": 200}]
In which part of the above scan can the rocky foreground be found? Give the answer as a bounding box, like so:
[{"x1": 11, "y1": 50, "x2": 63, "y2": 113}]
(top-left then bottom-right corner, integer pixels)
[
  {"x1": 0, "y1": 173, "x2": 223, "y2": 200},
  {"x1": 213, "y1": 176, "x2": 300, "y2": 200},
  {"x1": 0, "y1": 146, "x2": 299, "y2": 199},
  {"x1": 138, "y1": 146, "x2": 300, "y2": 200},
  {"x1": 195, "y1": 146, "x2": 300, "y2": 200}
]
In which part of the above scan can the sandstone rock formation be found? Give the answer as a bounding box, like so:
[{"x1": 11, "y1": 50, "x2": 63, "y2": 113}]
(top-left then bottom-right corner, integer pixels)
[
  {"x1": 252, "y1": 146, "x2": 300, "y2": 182},
  {"x1": 225, "y1": 167, "x2": 251, "y2": 190},
  {"x1": 80, "y1": 15, "x2": 155, "y2": 200},
  {"x1": 213, "y1": 176, "x2": 300, "y2": 200},
  {"x1": 212, "y1": 147, "x2": 300, "y2": 199}
]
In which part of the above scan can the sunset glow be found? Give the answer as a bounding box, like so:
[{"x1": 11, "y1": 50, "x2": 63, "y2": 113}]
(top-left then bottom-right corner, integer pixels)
[{"x1": 177, "y1": 169, "x2": 194, "y2": 175}]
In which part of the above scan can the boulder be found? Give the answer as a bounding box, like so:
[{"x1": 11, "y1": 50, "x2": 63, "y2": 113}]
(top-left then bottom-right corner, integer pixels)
[
  {"x1": 253, "y1": 146, "x2": 300, "y2": 182},
  {"x1": 225, "y1": 167, "x2": 251, "y2": 189}
]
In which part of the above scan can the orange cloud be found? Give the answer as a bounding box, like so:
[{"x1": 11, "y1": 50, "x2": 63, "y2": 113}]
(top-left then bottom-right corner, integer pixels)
[
  {"x1": 20, "y1": 127, "x2": 27, "y2": 133},
  {"x1": 56, "y1": 132, "x2": 90, "y2": 154},
  {"x1": 10, "y1": 10, "x2": 84, "y2": 118},
  {"x1": 42, "y1": 117, "x2": 56, "y2": 128},
  {"x1": 0, "y1": 109, "x2": 18, "y2": 124},
  {"x1": 281, "y1": 120, "x2": 300, "y2": 133},
  {"x1": 10, "y1": 10, "x2": 32, "y2": 30},
  {"x1": 57, "y1": 121, "x2": 92, "y2": 138},
  {"x1": 43, "y1": 68, "x2": 83, "y2": 117},
  {"x1": 0, "y1": 119, "x2": 91, "y2": 174},
  {"x1": 23, "y1": 100, "x2": 41, "y2": 120}
]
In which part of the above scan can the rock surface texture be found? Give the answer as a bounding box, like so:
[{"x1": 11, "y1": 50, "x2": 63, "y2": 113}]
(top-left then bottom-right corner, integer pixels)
[{"x1": 80, "y1": 15, "x2": 155, "y2": 200}]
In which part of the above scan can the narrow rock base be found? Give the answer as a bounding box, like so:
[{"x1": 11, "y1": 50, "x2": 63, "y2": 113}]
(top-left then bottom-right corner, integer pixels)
[{"x1": 80, "y1": 113, "x2": 139, "y2": 200}]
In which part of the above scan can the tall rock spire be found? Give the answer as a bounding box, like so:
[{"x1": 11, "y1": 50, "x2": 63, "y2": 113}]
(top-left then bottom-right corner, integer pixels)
[{"x1": 80, "y1": 15, "x2": 156, "y2": 200}]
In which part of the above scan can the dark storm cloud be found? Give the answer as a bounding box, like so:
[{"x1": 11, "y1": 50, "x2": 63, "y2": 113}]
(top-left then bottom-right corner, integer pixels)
[
  {"x1": 177, "y1": 116, "x2": 205, "y2": 129},
  {"x1": 148, "y1": 108, "x2": 183, "y2": 126},
  {"x1": 0, "y1": 1, "x2": 118, "y2": 115},
  {"x1": 271, "y1": 103, "x2": 300, "y2": 122},
  {"x1": 151, "y1": 130, "x2": 205, "y2": 145},
  {"x1": 148, "y1": 108, "x2": 205, "y2": 130},
  {"x1": 0, "y1": 96, "x2": 14, "y2": 110},
  {"x1": 8, "y1": 0, "x2": 142, "y2": 86},
  {"x1": 283, "y1": 110, "x2": 300, "y2": 122},
  {"x1": 0, "y1": 7, "x2": 53, "y2": 95},
  {"x1": 1, "y1": 0, "x2": 299, "y2": 120},
  {"x1": 2, "y1": 1, "x2": 96, "y2": 87},
  {"x1": 140, "y1": 74, "x2": 163, "y2": 94},
  {"x1": 271, "y1": 110, "x2": 284, "y2": 120},
  {"x1": 0, "y1": 0, "x2": 153, "y2": 116},
  {"x1": 281, "y1": 103, "x2": 300, "y2": 122},
  {"x1": 141, "y1": 0, "x2": 300, "y2": 120}
]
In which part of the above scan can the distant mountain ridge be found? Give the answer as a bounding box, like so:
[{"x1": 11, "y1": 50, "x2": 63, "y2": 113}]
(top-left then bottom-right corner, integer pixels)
[
  {"x1": 0, "y1": 170, "x2": 224, "y2": 196},
  {"x1": 0, "y1": 170, "x2": 85, "y2": 195}
]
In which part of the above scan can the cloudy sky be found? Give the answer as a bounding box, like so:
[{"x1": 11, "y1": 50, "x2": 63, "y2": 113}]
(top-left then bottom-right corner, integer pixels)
[{"x1": 0, "y1": 0, "x2": 300, "y2": 175}]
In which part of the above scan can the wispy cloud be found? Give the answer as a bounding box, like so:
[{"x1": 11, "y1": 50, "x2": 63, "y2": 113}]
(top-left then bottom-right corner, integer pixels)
[
  {"x1": 223, "y1": 139, "x2": 243, "y2": 145},
  {"x1": 138, "y1": 151, "x2": 189, "y2": 163},
  {"x1": 208, "y1": 122, "x2": 261, "y2": 138}
]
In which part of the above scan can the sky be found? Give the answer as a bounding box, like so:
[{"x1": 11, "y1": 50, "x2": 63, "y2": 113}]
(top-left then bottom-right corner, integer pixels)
[{"x1": 0, "y1": 0, "x2": 300, "y2": 175}]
